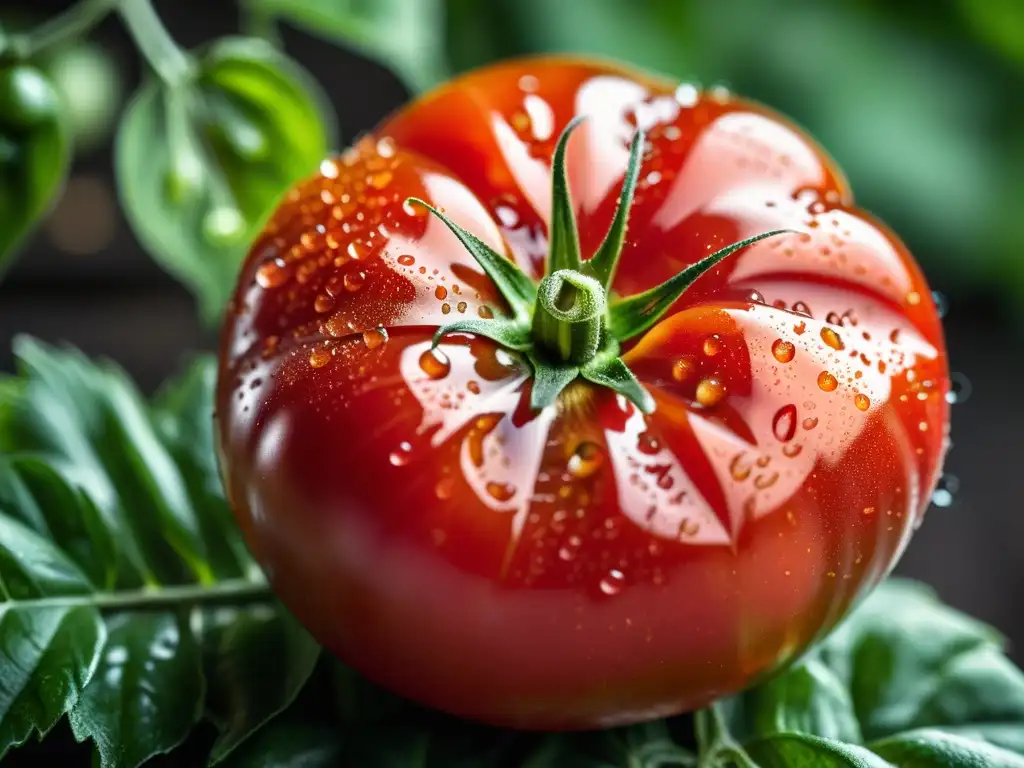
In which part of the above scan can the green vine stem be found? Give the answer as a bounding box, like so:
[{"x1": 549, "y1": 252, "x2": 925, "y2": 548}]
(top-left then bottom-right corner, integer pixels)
[
  {"x1": 118, "y1": 0, "x2": 193, "y2": 85},
  {"x1": 8, "y1": 577, "x2": 272, "y2": 614},
  {"x1": 0, "y1": 0, "x2": 117, "y2": 62}
]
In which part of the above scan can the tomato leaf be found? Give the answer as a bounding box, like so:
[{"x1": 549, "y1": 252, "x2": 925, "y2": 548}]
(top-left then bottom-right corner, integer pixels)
[
  {"x1": 217, "y1": 718, "x2": 343, "y2": 768},
  {"x1": 117, "y1": 37, "x2": 335, "y2": 323},
  {"x1": 242, "y1": 0, "x2": 449, "y2": 93},
  {"x1": 547, "y1": 116, "x2": 585, "y2": 274},
  {"x1": 69, "y1": 612, "x2": 205, "y2": 768},
  {"x1": 581, "y1": 354, "x2": 655, "y2": 414},
  {"x1": 200, "y1": 606, "x2": 321, "y2": 764},
  {"x1": 743, "y1": 733, "x2": 893, "y2": 767},
  {"x1": 870, "y1": 729, "x2": 1024, "y2": 767},
  {"x1": 585, "y1": 128, "x2": 644, "y2": 289}
]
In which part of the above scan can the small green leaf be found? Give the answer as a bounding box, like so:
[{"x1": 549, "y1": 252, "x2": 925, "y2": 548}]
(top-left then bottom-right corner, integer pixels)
[
  {"x1": 744, "y1": 733, "x2": 893, "y2": 767},
  {"x1": 433, "y1": 319, "x2": 532, "y2": 352},
  {"x1": 547, "y1": 116, "x2": 585, "y2": 275},
  {"x1": 608, "y1": 230, "x2": 791, "y2": 341},
  {"x1": 201, "y1": 605, "x2": 321, "y2": 764},
  {"x1": 585, "y1": 129, "x2": 644, "y2": 288},
  {"x1": 528, "y1": 362, "x2": 578, "y2": 411},
  {"x1": 0, "y1": 64, "x2": 70, "y2": 274},
  {"x1": 243, "y1": 0, "x2": 449, "y2": 93},
  {"x1": 409, "y1": 198, "x2": 537, "y2": 319},
  {"x1": 870, "y1": 728, "x2": 1024, "y2": 767},
  {"x1": 117, "y1": 37, "x2": 335, "y2": 323},
  {"x1": 218, "y1": 718, "x2": 342, "y2": 768},
  {"x1": 581, "y1": 355, "x2": 655, "y2": 413},
  {"x1": 69, "y1": 612, "x2": 205, "y2": 768}
]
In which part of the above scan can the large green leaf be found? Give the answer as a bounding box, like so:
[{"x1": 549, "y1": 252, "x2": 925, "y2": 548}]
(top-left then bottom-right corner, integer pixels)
[
  {"x1": 69, "y1": 612, "x2": 204, "y2": 768},
  {"x1": 117, "y1": 37, "x2": 335, "y2": 322},
  {"x1": 219, "y1": 718, "x2": 343, "y2": 768},
  {"x1": 201, "y1": 606, "x2": 321, "y2": 764}
]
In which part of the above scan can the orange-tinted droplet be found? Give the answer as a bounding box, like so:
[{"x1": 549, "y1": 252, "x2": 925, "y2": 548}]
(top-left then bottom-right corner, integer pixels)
[
  {"x1": 792, "y1": 301, "x2": 812, "y2": 316},
  {"x1": 906, "y1": 291, "x2": 921, "y2": 306},
  {"x1": 568, "y1": 441, "x2": 604, "y2": 478},
  {"x1": 441, "y1": 303, "x2": 452, "y2": 315},
  {"x1": 696, "y1": 377, "x2": 726, "y2": 406},
  {"x1": 820, "y1": 327, "x2": 845, "y2": 351},
  {"x1": 369, "y1": 171, "x2": 393, "y2": 190},
  {"x1": 802, "y1": 417, "x2": 819, "y2": 430},
  {"x1": 817, "y1": 371, "x2": 838, "y2": 392},
  {"x1": 256, "y1": 259, "x2": 290, "y2": 288},
  {"x1": 309, "y1": 347, "x2": 331, "y2": 368},
  {"x1": 854, "y1": 393, "x2": 870, "y2": 411},
  {"x1": 793, "y1": 321, "x2": 807, "y2": 335},
  {"x1": 347, "y1": 240, "x2": 373, "y2": 261},
  {"x1": 478, "y1": 305, "x2": 494, "y2": 319},
  {"x1": 314, "y1": 294, "x2": 335, "y2": 313},
  {"x1": 389, "y1": 441, "x2": 412, "y2": 466},
  {"x1": 599, "y1": 569, "x2": 625, "y2": 596},
  {"x1": 772, "y1": 339, "x2": 795, "y2": 363},
  {"x1": 397, "y1": 254, "x2": 415, "y2": 266},
  {"x1": 486, "y1": 481, "x2": 516, "y2": 502},
  {"x1": 362, "y1": 327, "x2": 388, "y2": 349},
  {"x1": 419, "y1": 348, "x2": 451, "y2": 379},
  {"x1": 730, "y1": 453, "x2": 752, "y2": 481},
  {"x1": 435, "y1": 285, "x2": 448, "y2": 300},
  {"x1": 637, "y1": 431, "x2": 661, "y2": 455},
  {"x1": 467, "y1": 380, "x2": 481, "y2": 394},
  {"x1": 772, "y1": 404, "x2": 797, "y2": 442},
  {"x1": 435, "y1": 477, "x2": 454, "y2": 500},
  {"x1": 343, "y1": 270, "x2": 365, "y2": 292},
  {"x1": 672, "y1": 357, "x2": 696, "y2": 383},
  {"x1": 703, "y1": 335, "x2": 722, "y2": 356}
]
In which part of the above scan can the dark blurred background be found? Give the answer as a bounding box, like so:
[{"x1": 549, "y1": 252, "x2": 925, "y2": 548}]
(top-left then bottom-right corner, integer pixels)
[{"x1": 1, "y1": 0, "x2": 1021, "y2": 653}]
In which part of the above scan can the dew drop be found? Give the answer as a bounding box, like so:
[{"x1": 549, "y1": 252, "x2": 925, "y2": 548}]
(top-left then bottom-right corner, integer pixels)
[
  {"x1": 906, "y1": 291, "x2": 921, "y2": 306},
  {"x1": 746, "y1": 289, "x2": 766, "y2": 304},
  {"x1": 568, "y1": 441, "x2": 604, "y2": 478},
  {"x1": 931, "y1": 474, "x2": 959, "y2": 508},
  {"x1": 256, "y1": 259, "x2": 290, "y2": 288},
  {"x1": 802, "y1": 417, "x2": 819, "y2": 430},
  {"x1": 362, "y1": 327, "x2": 388, "y2": 349},
  {"x1": 343, "y1": 270, "x2": 365, "y2": 292},
  {"x1": 389, "y1": 441, "x2": 413, "y2": 466},
  {"x1": 933, "y1": 290, "x2": 948, "y2": 318},
  {"x1": 397, "y1": 254, "x2": 415, "y2": 266},
  {"x1": 441, "y1": 303, "x2": 452, "y2": 315},
  {"x1": 782, "y1": 443, "x2": 803, "y2": 458},
  {"x1": 672, "y1": 357, "x2": 696, "y2": 383},
  {"x1": 730, "y1": 453, "x2": 752, "y2": 481},
  {"x1": 703, "y1": 335, "x2": 722, "y2": 356},
  {"x1": 457, "y1": 301, "x2": 468, "y2": 313},
  {"x1": 435, "y1": 285, "x2": 448, "y2": 300},
  {"x1": 403, "y1": 199, "x2": 426, "y2": 217},
  {"x1": 793, "y1": 321, "x2": 807, "y2": 335},
  {"x1": 419, "y1": 348, "x2": 451, "y2": 379},
  {"x1": 369, "y1": 171, "x2": 393, "y2": 190},
  {"x1": 946, "y1": 372, "x2": 972, "y2": 404},
  {"x1": 817, "y1": 371, "x2": 839, "y2": 392},
  {"x1": 637, "y1": 431, "x2": 661, "y2": 455},
  {"x1": 854, "y1": 393, "x2": 870, "y2": 411},
  {"x1": 772, "y1": 404, "x2": 798, "y2": 442},
  {"x1": 599, "y1": 569, "x2": 626, "y2": 596},
  {"x1": 486, "y1": 481, "x2": 516, "y2": 502},
  {"x1": 792, "y1": 301, "x2": 812, "y2": 317},
  {"x1": 435, "y1": 477, "x2": 454, "y2": 500},
  {"x1": 467, "y1": 380, "x2": 480, "y2": 394},
  {"x1": 696, "y1": 377, "x2": 726, "y2": 407},
  {"x1": 308, "y1": 347, "x2": 331, "y2": 369},
  {"x1": 677, "y1": 518, "x2": 701, "y2": 538},
  {"x1": 478, "y1": 305, "x2": 494, "y2": 319},
  {"x1": 772, "y1": 339, "x2": 795, "y2": 363},
  {"x1": 314, "y1": 294, "x2": 335, "y2": 313},
  {"x1": 347, "y1": 240, "x2": 373, "y2": 261},
  {"x1": 820, "y1": 327, "x2": 845, "y2": 351}
]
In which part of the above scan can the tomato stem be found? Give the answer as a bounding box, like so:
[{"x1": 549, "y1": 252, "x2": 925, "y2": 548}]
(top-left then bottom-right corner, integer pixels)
[{"x1": 532, "y1": 269, "x2": 606, "y2": 365}]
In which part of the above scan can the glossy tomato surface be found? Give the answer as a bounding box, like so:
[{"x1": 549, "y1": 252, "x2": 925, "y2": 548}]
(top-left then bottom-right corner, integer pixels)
[{"x1": 216, "y1": 57, "x2": 949, "y2": 729}]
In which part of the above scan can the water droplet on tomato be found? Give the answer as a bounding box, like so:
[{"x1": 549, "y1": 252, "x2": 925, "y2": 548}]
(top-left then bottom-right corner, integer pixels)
[
  {"x1": 792, "y1": 301, "x2": 812, "y2": 317},
  {"x1": 419, "y1": 348, "x2": 451, "y2": 379},
  {"x1": 343, "y1": 270, "x2": 365, "y2": 292},
  {"x1": 441, "y1": 303, "x2": 452, "y2": 315},
  {"x1": 793, "y1": 321, "x2": 807, "y2": 335},
  {"x1": 389, "y1": 442, "x2": 413, "y2": 466},
  {"x1": 308, "y1": 347, "x2": 331, "y2": 368},
  {"x1": 802, "y1": 416, "x2": 819, "y2": 430},
  {"x1": 435, "y1": 477, "x2": 454, "y2": 500},
  {"x1": 599, "y1": 569, "x2": 625, "y2": 596},
  {"x1": 314, "y1": 294, "x2": 335, "y2": 313},
  {"x1": 672, "y1": 357, "x2": 696, "y2": 382},
  {"x1": 435, "y1": 285, "x2": 448, "y2": 300},
  {"x1": 772, "y1": 339, "x2": 795, "y2": 363},
  {"x1": 362, "y1": 327, "x2": 388, "y2": 349},
  {"x1": 369, "y1": 171, "x2": 393, "y2": 190},
  {"x1": 637, "y1": 431, "x2": 661, "y2": 455},
  {"x1": 478, "y1": 305, "x2": 494, "y2": 319},
  {"x1": 730, "y1": 453, "x2": 752, "y2": 481},
  {"x1": 906, "y1": 291, "x2": 921, "y2": 306},
  {"x1": 782, "y1": 443, "x2": 803, "y2": 458},
  {"x1": 854, "y1": 393, "x2": 870, "y2": 411},
  {"x1": 696, "y1": 377, "x2": 726, "y2": 406},
  {"x1": 703, "y1": 335, "x2": 722, "y2": 356},
  {"x1": 568, "y1": 442, "x2": 604, "y2": 478},
  {"x1": 457, "y1": 301, "x2": 468, "y2": 313},
  {"x1": 256, "y1": 259, "x2": 290, "y2": 288},
  {"x1": 746, "y1": 289, "x2": 766, "y2": 304},
  {"x1": 772, "y1": 404, "x2": 797, "y2": 442},
  {"x1": 467, "y1": 380, "x2": 480, "y2": 394},
  {"x1": 817, "y1": 371, "x2": 838, "y2": 392},
  {"x1": 397, "y1": 254, "x2": 415, "y2": 266},
  {"x1": 677, "y1": 518, "x2": 701, "y2": 538},
  {"x1": 486, "y1": 481, "x2": 516, "y2": 502},
  {"x1": 403, "y1": 199, "x2": 426, "y2": 217},
  {"x1": 820, "y1": 327, "x2": 845, "y2": 351}
]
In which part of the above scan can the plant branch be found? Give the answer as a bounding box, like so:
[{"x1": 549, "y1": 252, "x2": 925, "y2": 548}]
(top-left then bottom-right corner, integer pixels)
[
  {"x1": 7, "y1": 577, "x2": 272, "y2": 614},
  {"x1": 118, "y1": 0, "x2": 192, "y2": 86},
  {"x1": 0, "y1": 0, "x2": 118, "y2": 62}
]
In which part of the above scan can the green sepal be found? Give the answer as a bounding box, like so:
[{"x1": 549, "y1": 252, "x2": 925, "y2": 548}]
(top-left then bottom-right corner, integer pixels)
[
  {"x1": 528, "y1": 361, "x2": 579, "y2": 411},
  {"x1": 608, "y1": 230, "x2": 793, "y2": 341},
  {"x1": 547, "y1": 115, "x2": 586, "y2": 274},
  {"x1": 432, "y1": 319, "x2": 532, "y2": 352},
  {"x1": 581, "y1": 353, "x2": 656, "y2": 413},
  {"x1": 586, "y1": 129, "x2": 644, "y2": 288},
  {"x1": 407, "y1": 198, "x2": 536, "y2": 319}
]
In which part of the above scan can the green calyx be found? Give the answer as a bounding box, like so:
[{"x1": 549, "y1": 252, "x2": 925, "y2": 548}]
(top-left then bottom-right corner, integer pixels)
[{"x1": 410, "y1": 119, "x2": 790, "y2": 413}]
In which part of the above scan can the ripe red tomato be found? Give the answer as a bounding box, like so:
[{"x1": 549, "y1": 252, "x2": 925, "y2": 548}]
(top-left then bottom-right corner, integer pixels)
[{"x1": 216, "y1": 57, "x2": 949, "y2": 730}]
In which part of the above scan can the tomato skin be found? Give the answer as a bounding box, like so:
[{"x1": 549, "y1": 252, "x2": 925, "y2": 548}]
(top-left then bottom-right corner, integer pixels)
[{"x1": 217, "y1": 57, "x2": 949, "y2": 729}]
